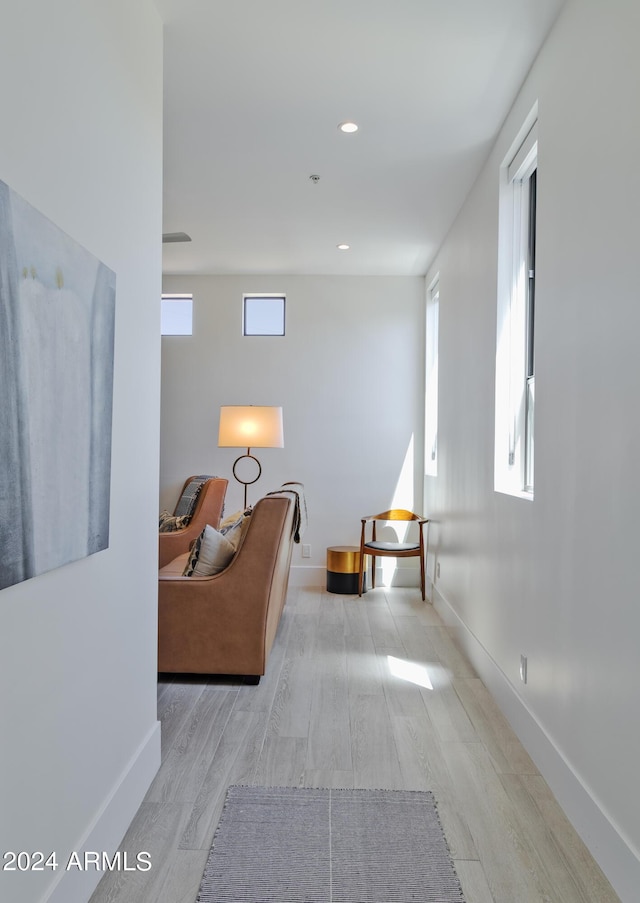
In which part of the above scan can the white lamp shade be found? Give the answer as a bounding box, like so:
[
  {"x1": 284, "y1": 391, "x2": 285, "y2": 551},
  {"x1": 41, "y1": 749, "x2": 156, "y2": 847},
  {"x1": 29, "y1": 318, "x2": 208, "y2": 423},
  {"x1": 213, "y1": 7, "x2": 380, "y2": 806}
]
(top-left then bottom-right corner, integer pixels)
[{"x1": 218, "y1": 405, "x2": 284, "y2": 449}]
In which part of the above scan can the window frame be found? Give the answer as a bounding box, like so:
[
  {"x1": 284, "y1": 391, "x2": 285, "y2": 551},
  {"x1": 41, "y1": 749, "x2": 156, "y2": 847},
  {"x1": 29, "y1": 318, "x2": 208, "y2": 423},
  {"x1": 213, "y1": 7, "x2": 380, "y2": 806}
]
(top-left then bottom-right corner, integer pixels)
[
  {"x1": 495, "y1": 110, "x2": 538, "y2": 499},
  {"x1": 424, "y1": 275, "x2": 439, "y2": 477},
  {"x1": 242, "y1": 293, "x2": 286, "y2": 336},
  {"x1": 524, "y1": 168, "x2": 536, "y2": 493}
]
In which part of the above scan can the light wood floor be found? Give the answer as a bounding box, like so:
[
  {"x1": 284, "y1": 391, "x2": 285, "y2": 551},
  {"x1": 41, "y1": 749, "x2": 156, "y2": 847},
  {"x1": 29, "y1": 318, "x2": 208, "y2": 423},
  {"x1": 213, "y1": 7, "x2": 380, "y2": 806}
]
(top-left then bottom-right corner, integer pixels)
[{"x1": 89, "y1": 587, "x2": 620, "y2": 903}]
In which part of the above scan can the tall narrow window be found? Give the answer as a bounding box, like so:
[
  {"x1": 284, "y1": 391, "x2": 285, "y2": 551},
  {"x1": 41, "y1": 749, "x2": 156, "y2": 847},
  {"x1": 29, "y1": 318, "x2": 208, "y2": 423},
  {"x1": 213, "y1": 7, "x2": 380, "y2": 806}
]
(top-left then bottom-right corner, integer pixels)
[
  {"x1": 424, "y1": 276, "x2": 439, "y2": 477},
  {"x1": 524, "y1": 169, "x2": 536, "y2": 492},
  {"x1": 495, "y1": 109, "x2": 537, "y2": 498}
]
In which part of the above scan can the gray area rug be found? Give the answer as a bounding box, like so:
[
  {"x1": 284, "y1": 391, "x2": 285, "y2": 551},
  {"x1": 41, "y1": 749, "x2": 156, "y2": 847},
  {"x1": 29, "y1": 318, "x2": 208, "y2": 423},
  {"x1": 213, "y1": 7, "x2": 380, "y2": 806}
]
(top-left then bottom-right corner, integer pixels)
[{"x1": 197, "y1": 786, "x2": 466, "y2": 902}]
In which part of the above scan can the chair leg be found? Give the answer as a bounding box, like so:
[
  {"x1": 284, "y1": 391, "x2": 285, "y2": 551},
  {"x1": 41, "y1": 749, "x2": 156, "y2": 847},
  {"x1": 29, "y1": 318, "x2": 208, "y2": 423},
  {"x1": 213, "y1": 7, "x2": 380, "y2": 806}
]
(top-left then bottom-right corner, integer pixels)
[
  {"x1": 420, "y1": 550, "x2": 426, "y2": 601},
  {"x1": 358, "y1": 526, "x2": 366, "y2": 596},
  {"x1": 371, "y1": 554, "x2": 376, "y2": 589}
]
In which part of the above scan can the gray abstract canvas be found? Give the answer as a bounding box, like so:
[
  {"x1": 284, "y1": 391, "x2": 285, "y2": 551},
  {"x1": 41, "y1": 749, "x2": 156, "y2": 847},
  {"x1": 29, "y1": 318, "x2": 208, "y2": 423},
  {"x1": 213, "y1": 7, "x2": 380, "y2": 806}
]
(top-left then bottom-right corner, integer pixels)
[{"x1": 0, "y1": 179, "x2": 115, "y2": 590}]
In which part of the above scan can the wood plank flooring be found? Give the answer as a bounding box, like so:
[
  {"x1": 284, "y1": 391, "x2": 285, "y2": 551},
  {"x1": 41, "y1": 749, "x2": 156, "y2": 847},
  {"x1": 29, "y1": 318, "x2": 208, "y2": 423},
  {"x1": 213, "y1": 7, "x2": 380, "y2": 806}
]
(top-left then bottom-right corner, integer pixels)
[{"x1": 89, "y1": 587, "x2": 620, "y2": 903}]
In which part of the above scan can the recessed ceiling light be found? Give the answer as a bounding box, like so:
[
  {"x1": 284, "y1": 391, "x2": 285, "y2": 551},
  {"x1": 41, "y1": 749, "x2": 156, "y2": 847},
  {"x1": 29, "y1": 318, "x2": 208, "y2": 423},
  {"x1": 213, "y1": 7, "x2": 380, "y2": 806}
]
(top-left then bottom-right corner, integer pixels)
[
  {"x1": 337, "y1": 244, "x2": 350, "y2": 251},
  {"x1": 338, "y1": 121, "x2": 358, "y2": 133}
]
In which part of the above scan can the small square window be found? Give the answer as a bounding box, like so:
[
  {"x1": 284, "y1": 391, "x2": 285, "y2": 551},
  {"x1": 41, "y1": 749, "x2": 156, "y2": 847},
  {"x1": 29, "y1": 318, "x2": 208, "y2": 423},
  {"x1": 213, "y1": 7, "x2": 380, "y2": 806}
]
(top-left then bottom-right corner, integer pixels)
[
  {"x1": 161, "y1": 294, "x2": 193, "y2": 335},
  {"x1": 243, "y1": 294, "x2": 285, "y2": 336}
]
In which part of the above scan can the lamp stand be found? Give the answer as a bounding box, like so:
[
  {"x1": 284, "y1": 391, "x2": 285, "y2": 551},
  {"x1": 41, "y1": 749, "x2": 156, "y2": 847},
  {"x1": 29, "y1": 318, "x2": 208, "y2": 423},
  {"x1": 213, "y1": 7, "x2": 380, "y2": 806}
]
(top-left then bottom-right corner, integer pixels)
[{"x1": 232, "y1": 447, "x2": 262, "y2": 508}]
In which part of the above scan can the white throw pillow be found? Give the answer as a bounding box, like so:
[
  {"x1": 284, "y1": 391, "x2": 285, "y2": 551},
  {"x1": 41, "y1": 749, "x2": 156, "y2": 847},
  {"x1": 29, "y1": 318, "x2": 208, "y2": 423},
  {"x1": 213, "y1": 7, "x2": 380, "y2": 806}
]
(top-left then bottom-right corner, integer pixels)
[
  {"x1": 195, "y1": 525, "x2": 236, "y2": 575},
  {"x1": 187, "y1": 525, "x2": 236, "y2": 576}
]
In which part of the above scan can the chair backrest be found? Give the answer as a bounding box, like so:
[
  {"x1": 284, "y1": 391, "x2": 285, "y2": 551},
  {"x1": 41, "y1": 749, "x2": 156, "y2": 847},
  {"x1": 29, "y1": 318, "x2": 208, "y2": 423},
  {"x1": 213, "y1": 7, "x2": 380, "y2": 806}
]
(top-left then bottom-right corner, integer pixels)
[{"x1": 371, "y1": 509, "x2": 422, "y2": 522}]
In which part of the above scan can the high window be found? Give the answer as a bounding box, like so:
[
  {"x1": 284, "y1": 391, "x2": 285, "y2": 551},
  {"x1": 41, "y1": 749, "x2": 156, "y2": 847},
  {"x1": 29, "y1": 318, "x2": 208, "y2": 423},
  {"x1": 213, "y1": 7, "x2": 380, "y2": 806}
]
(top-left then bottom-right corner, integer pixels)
[
  {"x1": 495, "y1": 109, "x2": 537, "y2": 498},
  {"x1": 243, "y1": 294, "x2": 286, "y2": 336},
  {"x1": 424, "y1": 276, "x2": 439, "y2": 477},
  {"x1": 161, "y1": 293, "x2": 193, "y2": 336}
]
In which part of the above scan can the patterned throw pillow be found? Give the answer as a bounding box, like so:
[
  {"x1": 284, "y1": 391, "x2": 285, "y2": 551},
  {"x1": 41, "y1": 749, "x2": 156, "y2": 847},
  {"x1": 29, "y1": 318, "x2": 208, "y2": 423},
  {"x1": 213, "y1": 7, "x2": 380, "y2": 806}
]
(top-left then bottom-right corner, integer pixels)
[
  {"x1": 159, "y1": 510, "x2": 191, "y2": 533},
  {"x1": 218, "y1": 507, "x2": 251, "y2": 530},
  {"x1": 219, "y1": 509, "x2": 252, "y2": 551},
  {"x1": 182, "y1": 525, "x2": 236, "y2": 577}
]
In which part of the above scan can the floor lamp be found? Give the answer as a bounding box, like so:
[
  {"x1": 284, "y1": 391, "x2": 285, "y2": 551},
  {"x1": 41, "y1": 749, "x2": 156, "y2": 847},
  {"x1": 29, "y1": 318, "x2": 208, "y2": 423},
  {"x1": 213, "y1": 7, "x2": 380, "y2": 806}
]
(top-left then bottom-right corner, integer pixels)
[{"x1": 218, "y1": 405, "x2": 284, "y2": 507}]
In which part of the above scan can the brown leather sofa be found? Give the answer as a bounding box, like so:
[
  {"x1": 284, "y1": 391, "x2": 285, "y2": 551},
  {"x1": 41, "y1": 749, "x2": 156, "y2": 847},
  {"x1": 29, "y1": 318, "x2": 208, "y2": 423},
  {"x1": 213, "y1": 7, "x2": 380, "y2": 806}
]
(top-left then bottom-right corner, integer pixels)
[
  {"x1": 158, "y1": 492, "x2": 296, "y2": 681},
  {"x1": 159, "y1": 476, "x2": 228, "y2": 569}
]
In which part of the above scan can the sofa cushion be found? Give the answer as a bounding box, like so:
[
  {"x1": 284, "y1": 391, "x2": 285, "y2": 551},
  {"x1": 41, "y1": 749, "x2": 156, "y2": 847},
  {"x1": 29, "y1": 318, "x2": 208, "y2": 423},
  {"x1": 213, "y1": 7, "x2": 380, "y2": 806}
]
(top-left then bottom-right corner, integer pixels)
[
  {"x1": 182, "y1": 524, "x2": 236, "y2": 577},
  {"x1": 159, "y1": 552, "x2": 190, "y2": 577}
]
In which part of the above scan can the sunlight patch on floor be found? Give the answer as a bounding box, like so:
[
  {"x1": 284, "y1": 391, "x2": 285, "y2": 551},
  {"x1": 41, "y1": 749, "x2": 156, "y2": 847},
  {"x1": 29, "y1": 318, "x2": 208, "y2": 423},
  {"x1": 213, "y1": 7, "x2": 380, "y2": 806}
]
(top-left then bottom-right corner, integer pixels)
[{"x1": 387, "y1": 655, "x2": 433, "y2": 690}]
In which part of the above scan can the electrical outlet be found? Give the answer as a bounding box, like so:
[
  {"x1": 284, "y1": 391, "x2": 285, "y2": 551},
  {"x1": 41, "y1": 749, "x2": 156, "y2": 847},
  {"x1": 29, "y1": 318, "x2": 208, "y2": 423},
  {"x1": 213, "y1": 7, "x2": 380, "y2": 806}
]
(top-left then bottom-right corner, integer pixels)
[
  {"x1": 436, "y1": 562, "x2": 441, "y2": 579},
  {"x1": 520, "y1": 654, "x2": 528, "y2": 684},
  {"x1": 302, "y1": 544, "x2": 311, "y2": 559}
]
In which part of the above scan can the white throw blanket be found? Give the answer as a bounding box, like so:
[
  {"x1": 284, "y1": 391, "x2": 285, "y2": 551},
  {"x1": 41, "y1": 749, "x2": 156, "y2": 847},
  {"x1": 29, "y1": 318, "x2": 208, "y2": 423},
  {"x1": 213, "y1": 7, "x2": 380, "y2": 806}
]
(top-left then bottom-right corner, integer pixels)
[{"x1": 266, "y1": 481, "x2": 307, "y2": 543}]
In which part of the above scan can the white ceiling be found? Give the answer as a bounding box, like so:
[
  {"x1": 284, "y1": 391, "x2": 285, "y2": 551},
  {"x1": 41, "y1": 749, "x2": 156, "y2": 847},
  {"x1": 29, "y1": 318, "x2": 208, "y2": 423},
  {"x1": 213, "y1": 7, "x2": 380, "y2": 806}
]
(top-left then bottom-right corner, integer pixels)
[{"x1": 157, "y1": 0, "x2": 564, "y2": 277}]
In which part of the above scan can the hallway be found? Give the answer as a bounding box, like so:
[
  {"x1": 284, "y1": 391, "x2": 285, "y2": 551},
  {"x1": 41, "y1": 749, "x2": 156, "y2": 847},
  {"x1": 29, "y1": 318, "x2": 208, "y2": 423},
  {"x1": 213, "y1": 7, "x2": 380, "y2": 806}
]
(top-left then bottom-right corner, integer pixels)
[{"x1": 90, "y1": 586, "x2": 620, "y2": 902}]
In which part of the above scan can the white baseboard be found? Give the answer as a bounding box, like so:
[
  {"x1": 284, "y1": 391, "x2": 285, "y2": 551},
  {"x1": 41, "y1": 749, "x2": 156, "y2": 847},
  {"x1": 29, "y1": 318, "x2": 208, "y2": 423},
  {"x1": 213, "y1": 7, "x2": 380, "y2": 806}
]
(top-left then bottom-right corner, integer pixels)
[
  {"x1": 289, "y1": 565, "x2": 325, "y2": 587},
  {"x1": 429, "y1": 578, "x2": 639, "y2": 903},
  {"x1": 43, "y1": 720, "x2": 161, "y2": 903}
]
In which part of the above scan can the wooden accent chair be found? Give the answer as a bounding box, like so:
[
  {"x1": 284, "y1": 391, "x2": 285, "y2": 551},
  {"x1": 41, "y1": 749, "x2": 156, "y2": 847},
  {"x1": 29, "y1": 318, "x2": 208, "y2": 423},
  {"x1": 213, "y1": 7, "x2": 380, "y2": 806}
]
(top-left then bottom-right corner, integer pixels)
[{"x1": 358, "y1": 509, "x2": 428, "y2": 600}]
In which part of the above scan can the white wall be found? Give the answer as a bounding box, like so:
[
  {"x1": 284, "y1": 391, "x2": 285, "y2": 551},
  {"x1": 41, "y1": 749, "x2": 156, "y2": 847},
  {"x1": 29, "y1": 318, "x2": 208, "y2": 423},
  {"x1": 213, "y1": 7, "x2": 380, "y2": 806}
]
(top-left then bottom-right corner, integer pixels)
[
  {"x1": 0, "y1": 3, "x2": 163, "y2": 903},
  {"x1": 425, "y1": 1, "x2": 640, "y2": 898},
  {"x1": 161, "y1": 275, "x2": 425, "y2": 584}
]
